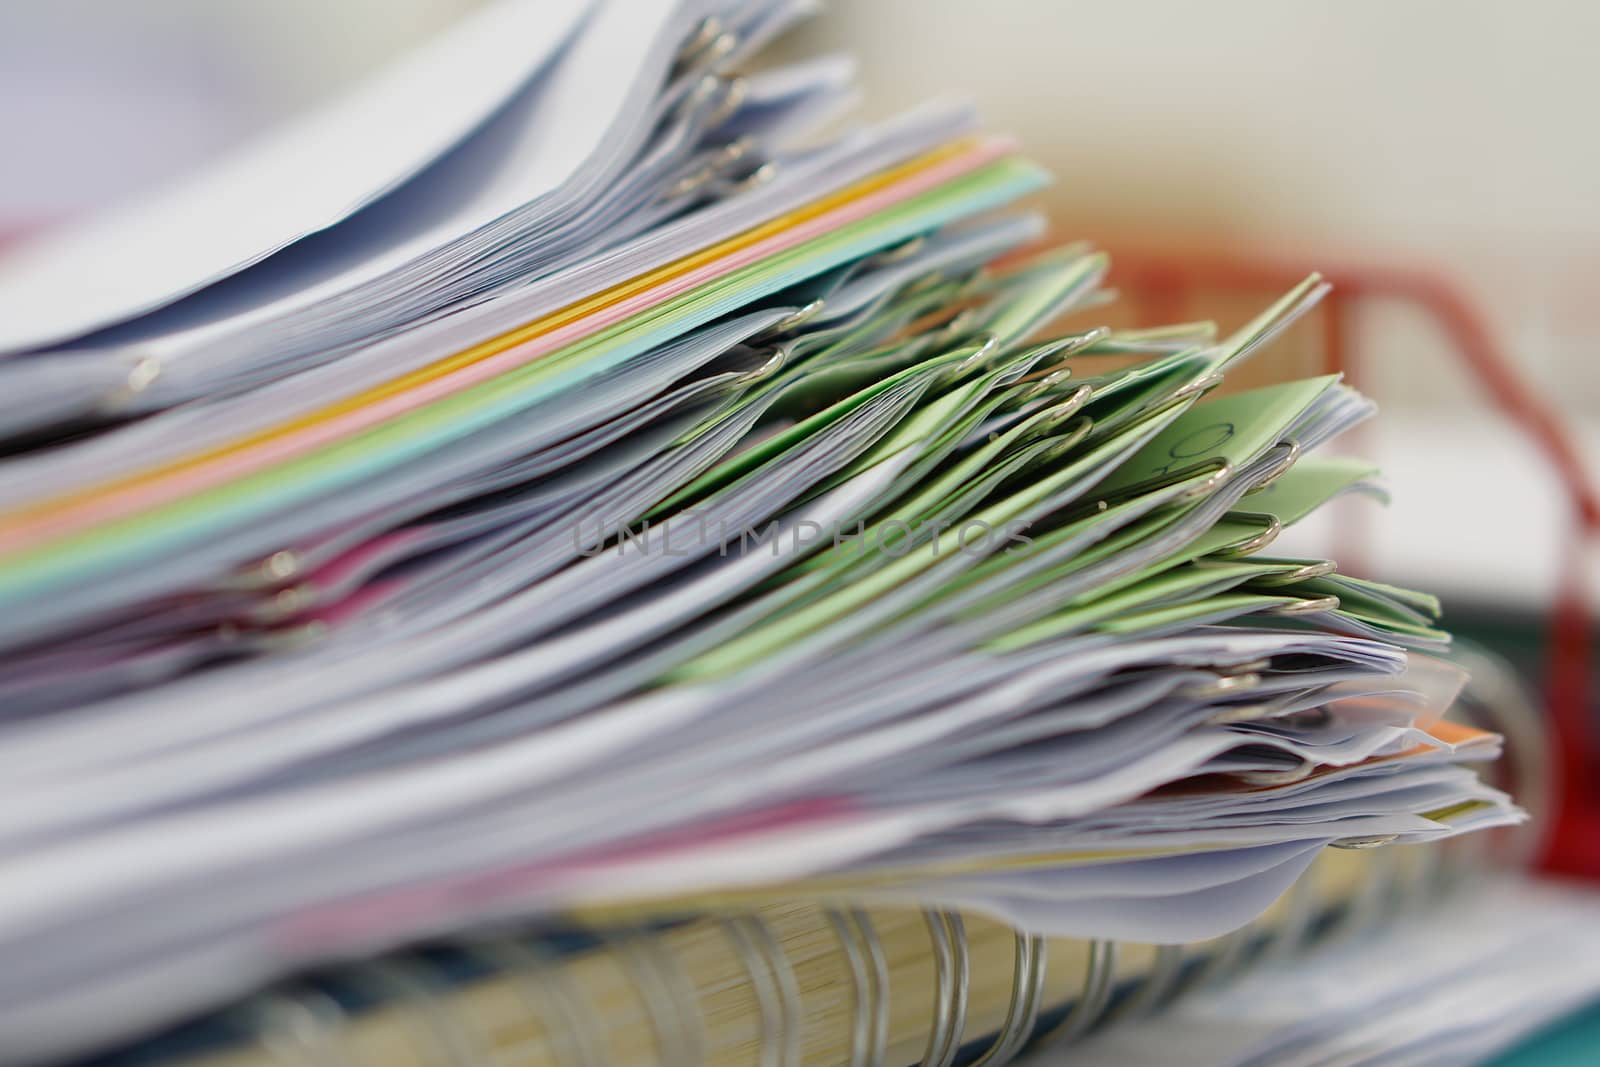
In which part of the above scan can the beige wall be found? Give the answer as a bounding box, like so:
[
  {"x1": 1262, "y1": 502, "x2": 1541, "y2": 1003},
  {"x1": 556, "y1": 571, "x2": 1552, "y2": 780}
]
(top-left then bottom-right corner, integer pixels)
[
  {"x1": 772, "y1": 0, "x2": 1600, "y2": 415},
  {"x1": 5, "y1": 0, "x2": 1597, "y2": 414}
]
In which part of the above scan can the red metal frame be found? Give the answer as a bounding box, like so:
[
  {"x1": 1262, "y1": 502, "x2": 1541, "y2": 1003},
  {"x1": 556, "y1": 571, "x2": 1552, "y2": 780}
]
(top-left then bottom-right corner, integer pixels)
[{"x1": 1107, "y1": 247, "x2": 1600, "y2": 875}]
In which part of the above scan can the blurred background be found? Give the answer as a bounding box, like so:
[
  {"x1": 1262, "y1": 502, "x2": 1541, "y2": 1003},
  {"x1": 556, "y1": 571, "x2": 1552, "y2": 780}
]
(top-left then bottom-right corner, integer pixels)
[{"x1": 1, "y1": 0, "x2": 1595, "y2": 836}]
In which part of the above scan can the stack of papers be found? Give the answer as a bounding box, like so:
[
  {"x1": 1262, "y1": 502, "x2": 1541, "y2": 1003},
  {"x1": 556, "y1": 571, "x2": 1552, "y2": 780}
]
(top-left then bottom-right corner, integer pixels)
[{"x1": 0, "y1": 2, "x2": 1522, "y2": 1062}]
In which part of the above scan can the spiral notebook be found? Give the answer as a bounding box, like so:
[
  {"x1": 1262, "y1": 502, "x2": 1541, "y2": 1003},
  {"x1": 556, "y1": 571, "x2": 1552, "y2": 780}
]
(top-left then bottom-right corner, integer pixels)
[
  {"x1": 83, "y1": 670, "x2": 1587, "y2": 1067},
  {"x1": 0, "y1": 3, "x2": 1571, "y2": 1066},
  {"x1": 59, "y1": 846, "x2": 1446, "y2": 1067}
]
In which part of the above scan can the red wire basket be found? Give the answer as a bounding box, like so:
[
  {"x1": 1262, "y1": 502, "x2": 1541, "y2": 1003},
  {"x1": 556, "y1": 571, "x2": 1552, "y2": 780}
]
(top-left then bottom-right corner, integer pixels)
[{"x1": 1101, "y1": 245, "x2": 1599, "y2": 876}]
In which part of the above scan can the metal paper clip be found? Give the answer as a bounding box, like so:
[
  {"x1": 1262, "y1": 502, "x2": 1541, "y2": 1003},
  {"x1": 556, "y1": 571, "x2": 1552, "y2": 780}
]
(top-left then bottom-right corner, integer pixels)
[
  {"x1": 669, "y1": 136, "x2": 752, "y2": 199},
  {"x1": 1041, "y1": 417, "x2": 1094, "y2": 463},
  {"x1": 216, "y1": 548, "x2": 301, "y2": 593},
  {"x1": 250, "y1": 619, "x2": 327, "y2": 652},
  {"x1": 249, "y1": 582, "x2": 318, "y2": 624},
  {"x1": 900, "y1": 269, "x2": 949, "y2": 297},
  {"x1": 700, "y1": 30, "x2": 738, "y2": 67},
  {"x1": 871, "y1": 234, "x2": 928, "y2": 267},
  {"x1": 1205, "y1": 701, "x2": 1278, "y2": 726},
  {"x1": 1015, "y1": 328, "x2": 1111, "y2": 382},
  {"x1": 765, "y1": 299, "x2": 827, "y2": 337},
  {"x1": 676, "y1": 16, "x2": 722, "y2": 62},
  {"x1": 669, "y1": 165, "x2": 716, "y2": 200},
  {"x1": 711, "y1": 159, "x2": 778, "y2": 197},
  {"x1": 100, "y1": 355, "x2": 163, "y2": 414},
  {"x1": 1246, "y1": 439, "x2": 1302, "y2": 493},
  {"x1": 1249, "y1": 560, "x2": 1337, "y2": 587},
  {"x1": 706, "y1": 75, "x2": 749, "y2": 129},
  {"x1": 1028, "y1": 387, "x2": 1095, "y2": 437},
  {"x1": 1213, "y1": 513, "x2": 1283, "y2": 558},
  {"x1": 826, "y1": 909, "x2": 889, "y2": 1067},
  {"x1": 918, "y1": 910, "x2": 970, "y2": 1067},
  {"x1": 1331, "y1": 833, "x2": 1401, "y2": 851},
  {"x1": 674, "y1": 18, "x2": 737, "y2": 74},
  {"x1": 1182, "y1": 671, "x2": 1262, "y2": 701},
  {"x1": 1017, "y1": 368, "x2": 1074, "y2": 404},
  {"x1": 732, "y1": 344, "x2": 790, "y2": 387},
  {"x1": 715, "y1": 135, "x2": 755, "y2": 168},
  {"x1": 954, "y1": 333, "x2": 1002, "y2": 374},
  {"x1": 722, "y1": 914, "x2": 802, "y2": 1067},
  {"x1": 935, "y1": 307, "x2": 979, "y2": 345},
  {"x1": 1179, "y1": 457, "x2": 1235, "y2": 501},
  {"x1": 674, "y1": 72, "x2": 722, "y2": 125},
  {"x1": 258, "y1": 549, "x2": 302, "y2": 584},
  {"x1": 970, "y1": 931, "x2": 1048, "y2": 1067},
  {"x1": 1268, "y1": 593, "x2": 1340, "y2": 616},
  {"x1": 1234, "y1": 761, "x2": 1316, "y2": 786},
  {"x1": 1171, "y1": 370, "x2": 1224, "y2": 402},
  {"x1": 1091, "y1": 457, "x2": 1232, "y2": 515}
]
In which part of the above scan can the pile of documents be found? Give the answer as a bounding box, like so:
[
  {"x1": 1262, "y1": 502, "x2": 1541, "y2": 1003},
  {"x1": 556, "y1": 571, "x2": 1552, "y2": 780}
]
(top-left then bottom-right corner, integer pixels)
[{"x1": 0, "y1": 1, "x2": 1528, "y2": 1063}]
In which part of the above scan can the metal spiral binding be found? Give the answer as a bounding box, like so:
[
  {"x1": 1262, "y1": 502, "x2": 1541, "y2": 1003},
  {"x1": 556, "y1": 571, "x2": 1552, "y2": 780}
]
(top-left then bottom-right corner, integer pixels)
[
  {"x1": 238, "y1": 986, "x2": 353, "y2": 1067},
  {"x1": 468, "y1": 936, "x2": 607, "y2": 1067},
  {"x1": 916, "y1": 910, "x2": 971, "y2": 1067},
  {"x1": 213, "y1": 742, "x2": 1546, "y2": 1067},
  {"x1": 1450, "y1": 643, "x2": 1554, "y2": 870},
  {"x1": 825, "y1": 909, "x2": 889, "y2": 1067},
  {"x1": 722, "y1": 913, "x2": 803, "y2": 1067},
  {"x1": 351, "y1": 957, "x2": 487, "y2": 1067},
  {"x1": 1172, "y1": 928, "x2": 1255, "y2": 998},
  {"x1": 968, "y1": 931, "x2": 1048, "y2": 1067},
  {"x1": 1032, "y1": 938, "x2": 1118, "y2": 1050},
  {"x1": 1254, "y1": 867, "x2": 1323, "y2": 966},
  {"x1": 599, "y1": 928, "x2": 705, "y2": 1067},
  {"x1": 1323, "y1": 842, "x2": 1405, "y2": 946},
  {"x1": 1103, "y1": 943, "x2": 1184, "y2": 1023}
]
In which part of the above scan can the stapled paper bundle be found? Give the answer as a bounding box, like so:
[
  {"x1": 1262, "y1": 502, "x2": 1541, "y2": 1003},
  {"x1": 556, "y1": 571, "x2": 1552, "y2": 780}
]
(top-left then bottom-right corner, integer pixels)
[{"x1": 0, "y1": 4, "x2": 1551, "y2": 1066}]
